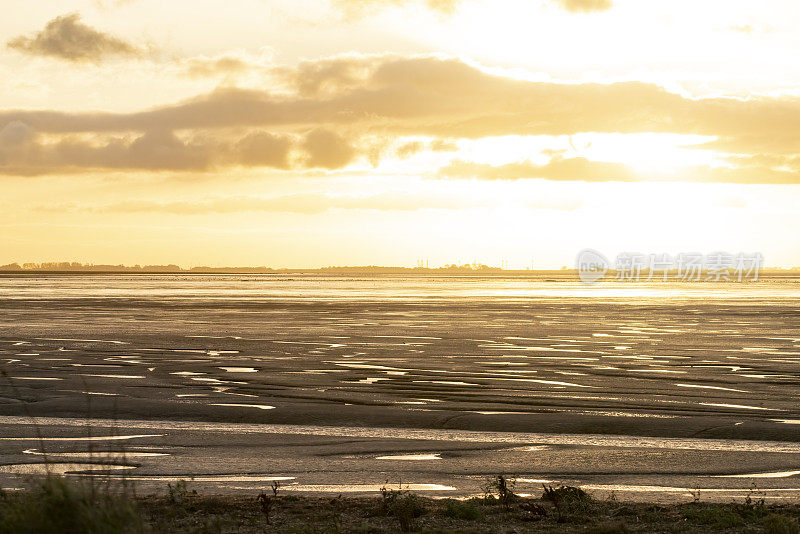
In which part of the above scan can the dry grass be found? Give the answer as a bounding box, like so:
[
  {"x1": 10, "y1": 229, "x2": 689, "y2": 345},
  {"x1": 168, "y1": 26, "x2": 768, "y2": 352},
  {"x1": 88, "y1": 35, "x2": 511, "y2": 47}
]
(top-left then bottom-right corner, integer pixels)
[{"x1": 4, "y1": 476, "x2": 800, "y2": 533}]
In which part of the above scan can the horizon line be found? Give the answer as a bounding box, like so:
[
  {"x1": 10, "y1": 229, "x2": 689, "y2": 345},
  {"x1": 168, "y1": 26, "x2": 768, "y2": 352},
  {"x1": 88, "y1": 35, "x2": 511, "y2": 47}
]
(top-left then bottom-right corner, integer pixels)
[{"x1": 2, "y1": 261, "x2": 800, "y2": 274}]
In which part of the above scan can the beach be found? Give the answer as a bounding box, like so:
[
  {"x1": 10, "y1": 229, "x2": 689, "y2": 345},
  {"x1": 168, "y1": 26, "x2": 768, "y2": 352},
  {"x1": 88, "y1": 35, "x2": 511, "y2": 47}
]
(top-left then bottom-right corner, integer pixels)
[{"x1": 1, "y1": 273, "x2": 799, "y2": 502}]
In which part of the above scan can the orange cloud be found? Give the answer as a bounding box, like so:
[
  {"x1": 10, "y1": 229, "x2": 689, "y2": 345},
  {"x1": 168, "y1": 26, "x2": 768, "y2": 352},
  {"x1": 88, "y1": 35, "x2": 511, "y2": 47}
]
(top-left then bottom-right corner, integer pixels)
[
  {"x1": 3, "y1": 56, "x2": 794, "y2": 145},
  {"x1": 7, "y1": 13, "x2": 140, "y2": 63},
  {"x1": 0, "y1": 124, "x2": 356, "y2": 174},
  {"x1": 301, "y1": 129, "x2": 357, "y2": 169},
  {"x1": 3, "y1": 55, "x2": 800, "y2": 182}
]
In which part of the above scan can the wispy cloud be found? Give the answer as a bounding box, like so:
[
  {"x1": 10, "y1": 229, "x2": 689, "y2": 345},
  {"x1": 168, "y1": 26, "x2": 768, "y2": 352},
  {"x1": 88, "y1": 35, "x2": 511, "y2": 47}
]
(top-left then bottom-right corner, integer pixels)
[
  {"x1": 332, "y1": 0, "x2": 460, "y2": 17},
  {"x1": 439, "y1": 157, "x2": 636, "y2": 182},
  {"x1": 39, "y1": 189, "x2": 580, "y2": 215},
  {"x1": 332, "y1": 0, "x2": 612, "y2": 16},
  {"x1": 180, "y1": 49, "x2": 274, "y2": 79},
  {"x1": 439, "y1": 157, "x2": 800, "y2": 184},
  {"x1": 552, "y1": 0, "x2": 612, "y2": 14}
]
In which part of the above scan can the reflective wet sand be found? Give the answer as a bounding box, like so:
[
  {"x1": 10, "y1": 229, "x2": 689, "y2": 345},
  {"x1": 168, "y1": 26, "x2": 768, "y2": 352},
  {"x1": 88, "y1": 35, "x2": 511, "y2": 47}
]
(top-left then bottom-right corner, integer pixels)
[{"x1": 1, "y1": 273, "x2": 799, "y2": 501}]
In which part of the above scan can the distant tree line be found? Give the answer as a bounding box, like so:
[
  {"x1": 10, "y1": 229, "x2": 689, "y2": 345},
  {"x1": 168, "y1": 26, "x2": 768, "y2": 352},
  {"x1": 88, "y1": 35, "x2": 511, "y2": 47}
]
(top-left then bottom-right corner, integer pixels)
[
  {"x1": 0, "y1": 262, "x2": 507, "y2": 273},
  {"x1": 0, "y1": 262, "x2": 270, "y2": 273}
]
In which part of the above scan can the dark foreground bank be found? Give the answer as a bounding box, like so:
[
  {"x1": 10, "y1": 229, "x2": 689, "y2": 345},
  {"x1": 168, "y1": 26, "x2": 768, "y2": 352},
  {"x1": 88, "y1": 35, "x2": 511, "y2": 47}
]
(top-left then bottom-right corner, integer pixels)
[{"x1": 1, "y1": 476, "x2": 799, "y2": 534}]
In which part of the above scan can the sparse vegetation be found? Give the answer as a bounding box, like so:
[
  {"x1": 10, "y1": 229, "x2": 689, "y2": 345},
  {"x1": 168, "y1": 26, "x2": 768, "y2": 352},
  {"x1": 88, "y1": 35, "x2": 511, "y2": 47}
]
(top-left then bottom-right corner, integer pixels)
[
  {"x1": 441, "y1": 498, "x2": 484, "y2": 520},
  {"x1": 2, "y1": 475, "x2": 800, "y2": 532},
  {"x1": 377, "y1": 482, "x2": 426, "y2": 531},
  {"x1": 679, "y1": 502, "x2": 745, "y2": 529},
  {"x1": 483, "y1": 474, "x2": 517, "y2": 510},
  {"x1": 542, "y1": 484, "x2": 595, "y2": 523},
  {"x1": 257, "y1": 480, "x2": 280, "y2": 525},
  {"x1": 167, "y1": 478, "x2": 196, "y2": 504}
]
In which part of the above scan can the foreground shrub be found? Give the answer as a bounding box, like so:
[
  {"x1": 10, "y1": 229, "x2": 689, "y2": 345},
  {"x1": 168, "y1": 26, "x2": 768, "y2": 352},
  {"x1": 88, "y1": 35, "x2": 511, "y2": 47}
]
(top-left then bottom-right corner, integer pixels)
[
  {"x1": 763, "y1": 513, "x2": 800, "y2": 534},
  {"x1": 679, "y1": 503, "x2": 744, "y2": 528},
  {"x1": 441, "y1": 498, "x2": 483, "y2": 520},
  {"x1": 392, "y1": 493, "x2": 425, "y2": 532},
  {"x1": 542, "y1": 484, "x2": 594, "y2": 522},
  {"x1": 483, "y1": 474, "x2": 517, "y2": 510},
  {"x1": 377, "y1": 483, "x2": 426, "y2": 532},
  {"x1": 0, "y1": 476, "x2": 143, "y2": 534}
]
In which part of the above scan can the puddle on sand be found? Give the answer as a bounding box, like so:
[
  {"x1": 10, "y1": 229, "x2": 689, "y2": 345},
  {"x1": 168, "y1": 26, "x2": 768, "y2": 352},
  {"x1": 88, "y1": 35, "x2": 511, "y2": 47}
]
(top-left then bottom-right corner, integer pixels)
[
  {"x1": 472, "y1": 411, "x2": 529, "y2": 415},
  {"x1": 580, "y1": 484, "x2": 708, "y2": 494},
  {"x1": 335, "y1": 363, "x2": 407, "y2": 372},
  {"x1": 715, "y1": 470, "x2": 800, "y2": 478},
  {"x1": 284, "y1": 484, "x2": 455, "y2": 493},
  {"x1": 676, "y1": 383, "x2": 747, "y2": 393},
  {"x1": 353, "y1": 377, "x2": 390, "y2": 384},
  {"x1": 376, "y1": 454, "x2": 441, "y2": 460},
  {"x1": 79, "y1": 374, "x2": 146, "y2": 379},
  {"x1": 210, "y1": 403, "x2": 275, "y2": 410},
  {"x1": 23, "y1": 449, "x2": 168, "y2": 458},
  {"x1": 413, "y1": 380, "x2": 479, "y2": 387},
  {"x1": 0, "y1": 434, "x2": 162, "y2": 442},
  {"x1": 8, "y1": 377, "x2": 62, "y2": 381},
  {"x1": 35, "y1": 338, "x2": 128, "y2": 345},
  {"x1": 191, "y1": 378, "x2": 247, "y2": 385},
  {"x1": 489, "y1": 378, "x2": 595, "y2": 388},
  {"x1": 581, "y1": 484, "x2": 800, "y2": 494},
  {"x1": 218, "y1": 367, "x2": 258, "y2": 373},
  {"x1": 7, "y1": 416, "x2": 800, "y2": 453},
  {"x1": 627, "y1": 369, "x2": 687, "y2": 374},
  {"x1": 701, "y1": 403, "x2": 776, "y2": 411},
  {"x1": 0, "y1": 463, "x2": 137, "y2": 475},
  {"x1": 118, "y1": 475, "x2": 295, "y2": 483}
]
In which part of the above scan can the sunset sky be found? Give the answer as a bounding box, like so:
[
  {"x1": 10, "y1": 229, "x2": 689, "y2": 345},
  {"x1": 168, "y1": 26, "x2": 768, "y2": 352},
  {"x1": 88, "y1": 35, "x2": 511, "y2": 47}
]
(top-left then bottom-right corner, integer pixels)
[{"x1": 2, "y1": 0, "x2": 800, "y2": 268}]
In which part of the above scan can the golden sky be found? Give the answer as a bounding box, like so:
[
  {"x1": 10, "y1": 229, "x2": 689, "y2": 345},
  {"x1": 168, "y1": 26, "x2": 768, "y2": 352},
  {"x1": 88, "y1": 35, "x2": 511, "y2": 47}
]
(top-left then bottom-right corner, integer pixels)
[{"x1": 2, "y1": 0, "x2": 800, "y2": 268}]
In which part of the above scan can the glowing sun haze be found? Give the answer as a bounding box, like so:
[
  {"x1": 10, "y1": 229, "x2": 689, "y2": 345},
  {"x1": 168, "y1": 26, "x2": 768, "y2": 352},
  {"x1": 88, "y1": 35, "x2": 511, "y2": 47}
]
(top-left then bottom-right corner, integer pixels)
[{"x1": 2, "y1": 0, "x2": 800, "y2": 268}]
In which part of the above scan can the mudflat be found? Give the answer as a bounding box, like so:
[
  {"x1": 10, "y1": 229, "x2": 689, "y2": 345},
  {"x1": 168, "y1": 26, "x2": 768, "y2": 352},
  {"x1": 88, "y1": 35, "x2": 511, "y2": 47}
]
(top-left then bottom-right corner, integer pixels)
[{"x1": 1, "y1": 273, "x2": 799, "y2": 502}]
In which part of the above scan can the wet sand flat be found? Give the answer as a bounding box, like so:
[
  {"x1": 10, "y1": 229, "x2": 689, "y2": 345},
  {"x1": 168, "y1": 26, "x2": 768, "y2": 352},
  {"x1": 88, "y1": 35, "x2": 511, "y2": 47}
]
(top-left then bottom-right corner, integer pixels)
[{"x1": 1, "y1": 273, "x2": 799, "y2": 501}]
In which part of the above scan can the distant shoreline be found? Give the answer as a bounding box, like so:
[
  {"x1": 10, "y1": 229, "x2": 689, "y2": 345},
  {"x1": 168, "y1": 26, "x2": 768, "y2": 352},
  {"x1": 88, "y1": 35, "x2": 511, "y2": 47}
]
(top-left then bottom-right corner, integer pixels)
[
  {"x1": 0, "y1": 268, "x2": 573, "y2": 275},
  {"x1": 1, "y1": 268, "x2": 799, "y2": 277}
]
